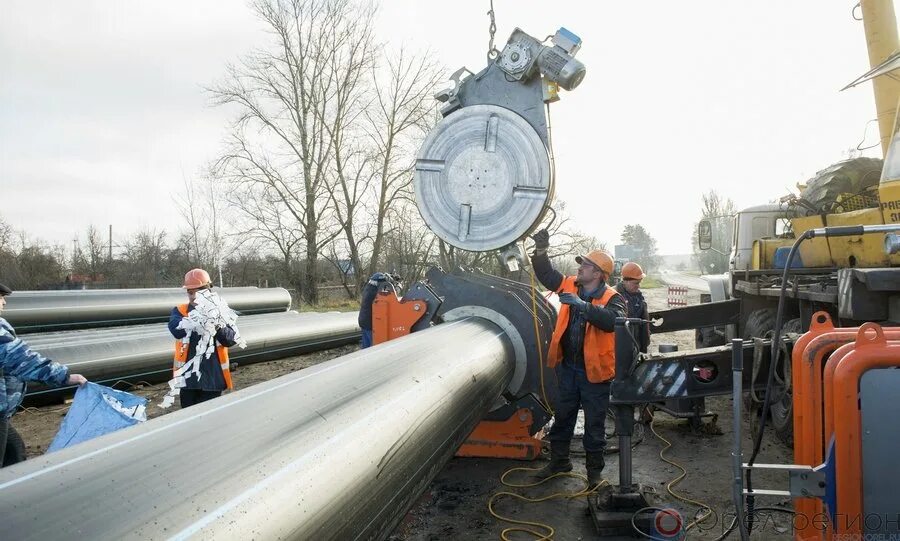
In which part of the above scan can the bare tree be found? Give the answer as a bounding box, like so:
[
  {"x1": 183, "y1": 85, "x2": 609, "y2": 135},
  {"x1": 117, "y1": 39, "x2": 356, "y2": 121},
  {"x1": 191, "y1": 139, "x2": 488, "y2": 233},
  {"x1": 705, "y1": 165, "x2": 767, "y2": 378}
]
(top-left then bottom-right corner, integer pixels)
[
  {"x1": 117, "y1": 229, "x2": 171, "y2": 286},
  {"x1": 322, "y1": 238, "x2": 358, "y2": 298},
  {"x1": 437, "y1": 240, "x2": 496, "y2": 271},
  {"x1": 0, "y1": 215, "x2": 12, "y2": 254},
  {"x1": 173, "y1": 172, "x2": 231, "y2": 285},
  {"x1": 18, "y1": 243, "x2": 67, "y2": 289},
  {"x1": 327, "y1": 48, "x2": 443, "y2": 291},
  {"x1": 70, "y1": 225, "x2": 108, "y2": 281},
  {"x1": 693, "y1": 190, "x2": 736, "y2": 273},
  {"x1": 211, "y1": 0, "x2": 376, "y2": 304},
  {"x1": 226, "y1": 185, "x2": 305, "y2": 300},
  {"x1": 84, "y1": 226, "x2": 107, "y2": 280},
  {"x1": 174, "y1": 175, "x2": 210, "y2": 267},
  {"x1": 380, "y1": 201, "x2": 438, "y2": 286},
  {"x1": 0, "y1": 216, "x2": 68, "y2": 289}
]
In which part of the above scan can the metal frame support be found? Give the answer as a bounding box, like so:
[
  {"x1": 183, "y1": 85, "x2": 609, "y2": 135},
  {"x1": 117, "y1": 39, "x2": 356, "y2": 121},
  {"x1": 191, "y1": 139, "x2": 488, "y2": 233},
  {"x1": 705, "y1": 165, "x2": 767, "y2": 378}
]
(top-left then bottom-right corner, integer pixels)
[
  {"x1": 731, "y1": 339, "x2": 750, "y2": 541},
  {"x1": 614, "y1": 318, "x2": 640, "y2": 492},
  {"x1": 742, "y1": 463, "x2": 827, "y2": 499}
]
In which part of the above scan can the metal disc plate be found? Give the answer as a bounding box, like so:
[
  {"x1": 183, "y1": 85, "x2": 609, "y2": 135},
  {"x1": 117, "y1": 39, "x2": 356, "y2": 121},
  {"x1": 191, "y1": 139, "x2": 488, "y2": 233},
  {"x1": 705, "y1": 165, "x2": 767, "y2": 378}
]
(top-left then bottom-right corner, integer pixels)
[{"x1": 414, "y1": 104, "x2": 552, "y2": 251}]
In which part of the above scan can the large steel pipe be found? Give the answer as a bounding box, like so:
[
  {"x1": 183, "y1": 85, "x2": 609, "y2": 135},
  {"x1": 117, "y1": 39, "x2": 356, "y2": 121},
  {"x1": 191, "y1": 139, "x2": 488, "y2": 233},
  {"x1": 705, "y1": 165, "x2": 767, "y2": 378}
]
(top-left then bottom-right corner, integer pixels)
[
  {"x1": 24, "y1": 311, "x2": 361, "y2": 396},
  {"x1": 4, "y1": 287, "x2": 292, "y2": 333},
  {"x1": 0, "y1": 317, "x2": 513, "y2": 540}
]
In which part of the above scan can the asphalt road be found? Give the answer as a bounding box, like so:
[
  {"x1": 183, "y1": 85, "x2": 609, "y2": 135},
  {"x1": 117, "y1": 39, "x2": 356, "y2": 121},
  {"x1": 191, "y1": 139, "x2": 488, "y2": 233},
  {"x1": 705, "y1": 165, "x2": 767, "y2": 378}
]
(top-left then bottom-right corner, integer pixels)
[{"x1": 659, "y1": 269, "x2": 711, "y2": 293}]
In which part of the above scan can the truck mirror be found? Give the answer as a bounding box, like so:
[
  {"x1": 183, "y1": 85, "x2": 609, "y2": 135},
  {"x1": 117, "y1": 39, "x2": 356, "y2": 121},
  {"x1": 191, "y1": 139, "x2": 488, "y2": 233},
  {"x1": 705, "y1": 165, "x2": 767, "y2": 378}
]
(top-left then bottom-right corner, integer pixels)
[{"x1": 698, "y1": 220, "x2": 712, "y2": 250}]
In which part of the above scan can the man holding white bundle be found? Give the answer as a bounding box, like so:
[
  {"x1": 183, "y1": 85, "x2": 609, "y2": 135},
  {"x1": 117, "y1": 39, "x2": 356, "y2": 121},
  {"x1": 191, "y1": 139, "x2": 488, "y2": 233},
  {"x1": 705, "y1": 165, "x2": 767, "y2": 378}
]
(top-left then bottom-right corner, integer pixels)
[{"x1": 165, "y1": 268, "x2": 244, "y2": 408}]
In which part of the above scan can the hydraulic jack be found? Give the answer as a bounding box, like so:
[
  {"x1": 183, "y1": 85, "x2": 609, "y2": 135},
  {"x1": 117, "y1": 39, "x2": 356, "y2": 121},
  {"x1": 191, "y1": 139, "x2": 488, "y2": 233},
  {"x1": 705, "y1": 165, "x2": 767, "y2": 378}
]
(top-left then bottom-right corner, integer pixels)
[{"x1": 588, "y1": 318, "x2": 677, "y2": 538}]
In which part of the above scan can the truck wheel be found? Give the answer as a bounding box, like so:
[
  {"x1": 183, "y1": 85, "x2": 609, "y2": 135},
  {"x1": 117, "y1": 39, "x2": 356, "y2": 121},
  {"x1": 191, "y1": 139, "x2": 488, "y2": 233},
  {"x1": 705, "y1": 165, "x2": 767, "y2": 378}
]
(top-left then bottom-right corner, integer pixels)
[
  {"x1": 742, "y1": 308, "x2": 777, "y2": 423},
  {"x1": 769, "y1": 318, "x2": 801, "y2": 447},
  {"x1": 742, "y1": 308, "x2": 777, "y2": 340}
]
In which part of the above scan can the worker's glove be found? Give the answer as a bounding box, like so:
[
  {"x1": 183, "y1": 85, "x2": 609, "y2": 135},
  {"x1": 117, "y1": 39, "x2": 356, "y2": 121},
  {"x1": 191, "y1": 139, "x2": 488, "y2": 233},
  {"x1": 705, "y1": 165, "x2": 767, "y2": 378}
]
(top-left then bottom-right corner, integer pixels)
[
  {"x1": 531, "y1": 229, "x2": 550, "y2": 255},
  {"x1": 558, "y1": 292, "x2": 588, "y2": 312}
]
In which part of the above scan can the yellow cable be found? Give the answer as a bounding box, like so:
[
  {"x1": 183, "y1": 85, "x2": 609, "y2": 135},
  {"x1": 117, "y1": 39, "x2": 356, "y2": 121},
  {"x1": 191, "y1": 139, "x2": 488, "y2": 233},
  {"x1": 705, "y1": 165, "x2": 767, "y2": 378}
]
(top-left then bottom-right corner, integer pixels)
[
  {"x1": 489, "y1": 415, "x2": 715, "y2": 541},
  {"x1": 488, "y1": 465, "x2": 610, "y2": 541},
  {"x1": 648, "y1": 414, "x2": 714, "y2": 532}
]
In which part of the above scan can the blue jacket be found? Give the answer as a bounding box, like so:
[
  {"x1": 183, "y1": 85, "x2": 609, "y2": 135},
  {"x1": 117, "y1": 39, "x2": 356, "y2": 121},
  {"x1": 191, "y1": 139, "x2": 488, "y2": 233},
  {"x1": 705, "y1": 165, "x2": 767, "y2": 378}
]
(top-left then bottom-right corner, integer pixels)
[{"x1": 0, "y1": 317, "x2": 70, "y2": 419}]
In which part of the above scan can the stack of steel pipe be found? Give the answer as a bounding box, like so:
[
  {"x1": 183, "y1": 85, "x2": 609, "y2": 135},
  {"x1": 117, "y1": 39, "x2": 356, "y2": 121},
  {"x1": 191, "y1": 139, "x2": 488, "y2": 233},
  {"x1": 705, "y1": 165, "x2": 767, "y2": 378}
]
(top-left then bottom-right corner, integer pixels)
[
  {"x1": 24, "y1": 311, "x2": 361, "y2": 397},
  {"x1": 0, "y1": 318, "x2": 514, "y2": 540},
  {"x1": 3, "y1": 287, "x2": 292, "y2": 333}
]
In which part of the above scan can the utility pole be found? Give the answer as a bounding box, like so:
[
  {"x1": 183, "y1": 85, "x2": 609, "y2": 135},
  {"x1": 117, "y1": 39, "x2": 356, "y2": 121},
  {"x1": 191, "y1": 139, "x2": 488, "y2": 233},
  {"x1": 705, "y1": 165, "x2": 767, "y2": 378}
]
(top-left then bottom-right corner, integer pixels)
[{"x1": 108, "y1": 224, "x2": 113, "y2": 263}]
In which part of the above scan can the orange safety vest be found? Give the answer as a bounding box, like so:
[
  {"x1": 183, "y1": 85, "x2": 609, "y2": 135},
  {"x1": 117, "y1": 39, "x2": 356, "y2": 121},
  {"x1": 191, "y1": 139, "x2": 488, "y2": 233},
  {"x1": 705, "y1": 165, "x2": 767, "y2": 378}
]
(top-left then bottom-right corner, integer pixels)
[
  {"x1": 173, "y1": 304, "x2": 233, "y2": 390},
  {"x1": 548, "y1": 277, "x2": 619, "y2": 383}
]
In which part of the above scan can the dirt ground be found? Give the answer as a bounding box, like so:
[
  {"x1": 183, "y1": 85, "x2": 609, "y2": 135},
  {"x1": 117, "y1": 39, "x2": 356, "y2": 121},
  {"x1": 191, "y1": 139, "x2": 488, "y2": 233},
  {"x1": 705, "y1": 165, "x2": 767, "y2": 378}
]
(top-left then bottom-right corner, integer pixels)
[{"x1": 10, "y1": 283, "x2": 795, "y2": 540}]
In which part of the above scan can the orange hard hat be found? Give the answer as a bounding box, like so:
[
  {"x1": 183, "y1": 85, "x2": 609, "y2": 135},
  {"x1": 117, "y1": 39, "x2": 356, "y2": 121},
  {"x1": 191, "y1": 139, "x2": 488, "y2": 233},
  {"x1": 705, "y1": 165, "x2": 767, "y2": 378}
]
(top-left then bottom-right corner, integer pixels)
[
  {"x1": 576, "y1": 250, "x2": 614, "y2": 276},
  {"x1": 183, "y1": 268, "x2": 212, "y2": 289},
  {"x1": 622, "y1": 261, "x2": 646, "y2": 280}
]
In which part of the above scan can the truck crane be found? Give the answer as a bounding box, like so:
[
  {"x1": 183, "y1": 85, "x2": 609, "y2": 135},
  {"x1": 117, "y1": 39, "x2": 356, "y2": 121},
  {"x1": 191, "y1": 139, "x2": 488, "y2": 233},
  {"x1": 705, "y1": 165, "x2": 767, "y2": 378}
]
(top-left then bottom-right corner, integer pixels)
[{"x1": 653, "y1": 0, "x2": 900, "y2": 446}]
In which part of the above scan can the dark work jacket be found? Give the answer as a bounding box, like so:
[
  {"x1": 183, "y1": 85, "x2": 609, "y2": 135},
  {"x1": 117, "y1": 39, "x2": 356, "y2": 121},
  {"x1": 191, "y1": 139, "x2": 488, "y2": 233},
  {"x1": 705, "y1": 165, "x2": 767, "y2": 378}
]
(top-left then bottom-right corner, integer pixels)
[
  {"x1": 168, "y1": 306, "x2": 237, "y2": 391},
  {"x1": 358, "y1": 281, "x2": 379, "y2": 331},
  {"x1": 531, "y1": 252, "x2": 627, "y2": 365},
  {"x1": 615, "y1": 283, "x2": 651, "y2": 353}
]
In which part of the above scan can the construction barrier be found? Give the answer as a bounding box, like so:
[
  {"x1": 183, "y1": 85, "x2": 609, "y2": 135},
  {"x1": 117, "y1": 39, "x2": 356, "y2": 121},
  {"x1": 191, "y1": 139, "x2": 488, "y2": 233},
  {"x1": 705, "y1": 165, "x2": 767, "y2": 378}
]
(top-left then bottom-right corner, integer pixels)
[
  {"x1": 791, "y1": 316, "x2": 900, "y2": 540},
  {"x1": 667, "y1": 286, "x2": 688, "y2": 307}
]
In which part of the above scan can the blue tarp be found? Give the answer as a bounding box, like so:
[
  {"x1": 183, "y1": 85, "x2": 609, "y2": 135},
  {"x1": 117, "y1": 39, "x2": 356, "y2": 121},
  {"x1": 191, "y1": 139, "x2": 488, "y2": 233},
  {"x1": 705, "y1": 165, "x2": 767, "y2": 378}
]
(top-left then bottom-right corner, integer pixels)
[{"x1": 48, "y1": 382, "x2": 147, "y2": 452}]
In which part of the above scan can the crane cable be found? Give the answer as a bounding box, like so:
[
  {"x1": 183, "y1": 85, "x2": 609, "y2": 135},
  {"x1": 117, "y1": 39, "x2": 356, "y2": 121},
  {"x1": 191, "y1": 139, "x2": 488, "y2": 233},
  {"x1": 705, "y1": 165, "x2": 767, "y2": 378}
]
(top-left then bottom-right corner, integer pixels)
[{"x1": 486, "y1": 0, "x2": 500, "y2": 61}]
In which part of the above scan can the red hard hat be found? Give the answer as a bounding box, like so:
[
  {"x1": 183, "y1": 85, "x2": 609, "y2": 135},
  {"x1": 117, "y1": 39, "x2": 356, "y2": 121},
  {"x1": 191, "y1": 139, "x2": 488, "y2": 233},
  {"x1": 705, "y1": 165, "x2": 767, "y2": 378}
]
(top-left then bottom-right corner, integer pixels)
[
  {"x1": 183, "y1": 268, "x2": 212, "y2": 289},
  {"x1": 622, "y1": 261, "x2": 646, "y2": 280}
]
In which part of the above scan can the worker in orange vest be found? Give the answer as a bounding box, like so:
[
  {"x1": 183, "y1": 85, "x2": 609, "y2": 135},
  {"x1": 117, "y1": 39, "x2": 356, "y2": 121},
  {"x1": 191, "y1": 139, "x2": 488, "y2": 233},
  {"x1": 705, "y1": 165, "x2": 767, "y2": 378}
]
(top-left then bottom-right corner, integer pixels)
[
  {"x1": 529, "y1": 229, "x2": 626, "y2": 486},
  {"x1": 615, "y1": 262, "x2": 650, "y2": 353},
  {"x1": 167, "y1": 268, "x2": 238, "y2": 408}
]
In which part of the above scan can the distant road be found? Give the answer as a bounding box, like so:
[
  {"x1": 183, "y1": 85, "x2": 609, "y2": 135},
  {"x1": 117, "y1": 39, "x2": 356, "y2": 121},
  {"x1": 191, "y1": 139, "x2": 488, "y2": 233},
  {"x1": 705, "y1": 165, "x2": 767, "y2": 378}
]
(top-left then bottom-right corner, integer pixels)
[{"x1": 658, "y1": 269, "x2": 711, "y2": 293}]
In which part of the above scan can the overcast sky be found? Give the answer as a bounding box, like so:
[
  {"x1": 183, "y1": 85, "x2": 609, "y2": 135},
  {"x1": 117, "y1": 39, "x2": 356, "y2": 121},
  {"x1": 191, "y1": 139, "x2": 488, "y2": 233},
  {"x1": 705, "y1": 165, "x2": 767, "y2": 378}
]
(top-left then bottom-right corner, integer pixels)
[{"x1": 0, "y1": 1, "x2": 891, "y2": 255}]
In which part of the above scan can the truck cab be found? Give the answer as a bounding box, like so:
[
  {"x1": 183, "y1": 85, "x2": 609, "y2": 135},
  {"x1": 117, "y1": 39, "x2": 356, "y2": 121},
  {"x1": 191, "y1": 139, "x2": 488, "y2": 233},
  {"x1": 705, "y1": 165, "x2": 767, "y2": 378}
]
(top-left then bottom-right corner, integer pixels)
[
  {"x1": 699, "y1": 203, "x2": 797, "y2": 303},
  {"x1": 729, "y1": 204, "x2": 796, "y2": 272}
]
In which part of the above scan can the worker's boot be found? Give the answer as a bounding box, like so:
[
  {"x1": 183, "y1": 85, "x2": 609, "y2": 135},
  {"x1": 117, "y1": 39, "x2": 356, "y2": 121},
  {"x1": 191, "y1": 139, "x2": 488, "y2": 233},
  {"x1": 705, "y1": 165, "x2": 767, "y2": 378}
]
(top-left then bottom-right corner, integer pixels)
[
  {"x1": 585, "y1": 452, "x2": 606, "y2": 487},
  {"x1": 533, "y1": 442, "x2": 573, "y2": 479}
]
